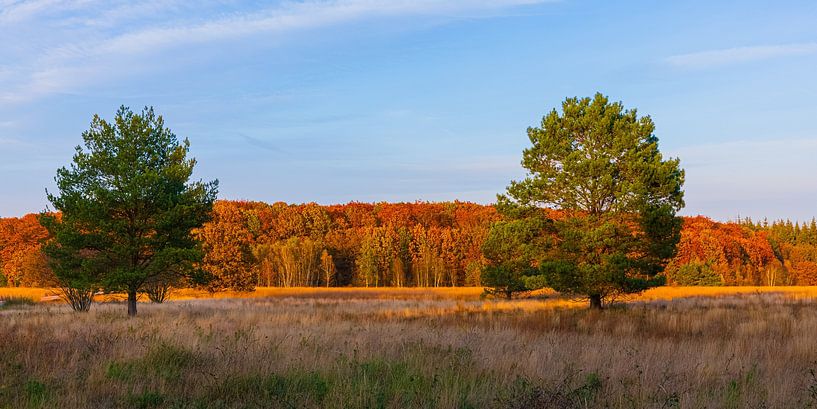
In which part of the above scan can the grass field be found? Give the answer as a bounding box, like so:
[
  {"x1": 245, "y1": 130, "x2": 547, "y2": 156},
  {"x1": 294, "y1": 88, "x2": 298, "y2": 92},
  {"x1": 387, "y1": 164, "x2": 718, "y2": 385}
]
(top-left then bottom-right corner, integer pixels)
[{"x1": 4, "y1": 287, "x2": 817, "y2": 408}]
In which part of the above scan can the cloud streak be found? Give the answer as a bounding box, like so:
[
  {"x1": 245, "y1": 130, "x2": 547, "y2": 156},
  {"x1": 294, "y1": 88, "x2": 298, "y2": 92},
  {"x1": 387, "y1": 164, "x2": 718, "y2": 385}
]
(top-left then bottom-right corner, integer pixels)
[
  {"x1": 0, "y1": 0, "x2": 546, "y2": 104},
  {"x1": 666, "y1": 43, "x2": 817, "y2": 69}
]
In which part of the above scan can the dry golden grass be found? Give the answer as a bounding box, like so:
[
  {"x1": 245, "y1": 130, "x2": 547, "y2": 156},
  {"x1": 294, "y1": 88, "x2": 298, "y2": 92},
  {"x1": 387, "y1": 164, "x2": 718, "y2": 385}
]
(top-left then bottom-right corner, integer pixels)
[
  {"x1": 6, "y1": 286, "x2": 817, "y2": 408},
  {"x1": 638, "y1": 285, "x2": 817, "y2": 300},
  {"x1": 9, "y1": 285, "x2": 817, "y2": 304},
  {"x1": 0, "y1": 287, "x2": 53, "y2": 301}
]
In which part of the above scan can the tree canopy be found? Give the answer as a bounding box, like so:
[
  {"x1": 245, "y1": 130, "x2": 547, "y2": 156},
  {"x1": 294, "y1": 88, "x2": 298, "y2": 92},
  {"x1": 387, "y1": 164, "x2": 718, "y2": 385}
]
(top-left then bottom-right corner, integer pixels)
[
  {"x1": 5, "y1": 202, "x2": 816, "y2": 292},
  {"x1": 41, "y1": 106, "x2": 218, "y2": 315},
  {"x1": 480, "y1": 212, "x2": 551, "y2": 299},
  {"x1": 498, "y1": 93, "x2": 685, "y2": 308}
]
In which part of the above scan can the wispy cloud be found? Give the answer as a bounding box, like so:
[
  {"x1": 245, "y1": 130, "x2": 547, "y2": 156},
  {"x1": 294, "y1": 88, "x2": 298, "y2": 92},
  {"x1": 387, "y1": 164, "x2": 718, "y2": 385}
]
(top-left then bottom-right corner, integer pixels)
[
  {"x1": 0, "y1": 0, "x2": 101, "y2": 24},
  {"x1": 0, "y1": 0, "x2": 62, "y2": 23},
  {"x1": 49, "y1": 0, "x2": 547, "y2": 56},
  {"x1": 666, "y1": 42, "x2": 817, "y2": 69},
  {"x1": 0, "y1": 0, "x2": 546, "y2": 104}
]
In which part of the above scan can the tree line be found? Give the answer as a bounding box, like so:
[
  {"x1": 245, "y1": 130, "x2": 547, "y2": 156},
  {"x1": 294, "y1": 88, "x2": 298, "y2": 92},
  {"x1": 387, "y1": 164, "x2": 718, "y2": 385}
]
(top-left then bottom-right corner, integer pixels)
[
  {"x1": 667, "y1": 216, "x2": 817, "y2": 286},
  {"x1": 3, "y1": 203, "x2": 816, "y2": 290},
  {"x1": 3, "y1": 95, "x2": 810, "y2": 313}
]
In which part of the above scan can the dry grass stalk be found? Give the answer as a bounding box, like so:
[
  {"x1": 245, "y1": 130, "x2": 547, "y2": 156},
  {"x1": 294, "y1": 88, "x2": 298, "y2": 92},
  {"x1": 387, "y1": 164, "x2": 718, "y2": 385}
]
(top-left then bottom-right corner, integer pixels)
[{"x1": 3, "y1": 287, "x2": 817, "y2": 407}]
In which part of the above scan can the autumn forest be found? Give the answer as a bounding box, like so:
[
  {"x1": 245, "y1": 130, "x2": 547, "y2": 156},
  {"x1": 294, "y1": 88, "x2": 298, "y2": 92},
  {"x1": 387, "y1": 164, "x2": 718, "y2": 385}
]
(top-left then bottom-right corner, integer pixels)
[
  {"x1": 3, "y1": 96, "x2": 817, "y2": 408},
  {"x1": 2, "y1": 201, "x2": 815, "y2": 291},
  {"x1": 5, "y1": 1, "x2": 817, "y2": 406}
]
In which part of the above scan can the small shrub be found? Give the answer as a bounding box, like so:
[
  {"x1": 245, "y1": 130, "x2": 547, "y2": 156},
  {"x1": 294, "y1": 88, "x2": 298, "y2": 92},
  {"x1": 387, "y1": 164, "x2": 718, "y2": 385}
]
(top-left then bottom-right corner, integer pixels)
[
  {"x1": 481, "y1": 266, "x2": 529, "y2": 299},
  {"x1": 144, "y1": 281, "x2": 173, "y2": 303},
  {"x1": 671, "y1": 262, "x2": 722, "y2": 286},
  {"x1": 59, "y1": 286, "x2": 95, "y2": 312}
]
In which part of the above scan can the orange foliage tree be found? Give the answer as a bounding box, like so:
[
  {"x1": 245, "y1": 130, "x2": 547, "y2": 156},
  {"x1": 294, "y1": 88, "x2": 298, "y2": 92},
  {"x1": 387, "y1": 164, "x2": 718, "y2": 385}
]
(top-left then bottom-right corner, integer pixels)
[
  {"x1": 667, "y1": 216, "x2": 777, "y2": 285},
  {"x1": 3, "y1": 202, "x2": 817, "y2": 290},
  {"x1": 0, "y1": 214, "x2": 52, "y2": 287},
  {"x1": 194, "y1": 201, "x2": 256, "y2": 291}
]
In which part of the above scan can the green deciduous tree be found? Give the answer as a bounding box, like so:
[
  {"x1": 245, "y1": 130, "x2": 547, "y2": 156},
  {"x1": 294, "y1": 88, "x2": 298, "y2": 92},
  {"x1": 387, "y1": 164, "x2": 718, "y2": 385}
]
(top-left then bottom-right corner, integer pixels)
[
  {"x1": 500, "y1": 93, "x2": 684, "y2": 308},
  {"x1": 41, "y1": 106, "x2": 218, "y2": 315}
]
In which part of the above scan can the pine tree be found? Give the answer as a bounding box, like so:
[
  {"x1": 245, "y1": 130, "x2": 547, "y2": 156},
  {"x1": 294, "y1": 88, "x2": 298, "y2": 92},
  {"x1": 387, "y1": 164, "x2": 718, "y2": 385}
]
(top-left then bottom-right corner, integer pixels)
[
  {"x1": 498, "y1": 93, "x2": 685, "y2": 308},
  {"x1": 42, "y1": 106, "x2": 217, "y2": 315}
]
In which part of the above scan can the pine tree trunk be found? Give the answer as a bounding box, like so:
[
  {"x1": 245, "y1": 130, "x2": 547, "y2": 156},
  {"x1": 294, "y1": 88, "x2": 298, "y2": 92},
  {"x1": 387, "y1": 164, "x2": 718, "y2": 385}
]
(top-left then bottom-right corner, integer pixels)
[
  {"x1": 589, "y1": 294, "x2": 603, "y2": 309},
  {"x1": 127, "y1": 290, "x2": 138, "y2": 316}
]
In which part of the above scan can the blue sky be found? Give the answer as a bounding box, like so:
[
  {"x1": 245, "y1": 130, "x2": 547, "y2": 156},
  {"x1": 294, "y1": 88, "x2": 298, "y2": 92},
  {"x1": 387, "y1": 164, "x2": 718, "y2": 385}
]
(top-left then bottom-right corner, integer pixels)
[{"x1": 1, "y1": 0, "x2": 816, "y2": 221}]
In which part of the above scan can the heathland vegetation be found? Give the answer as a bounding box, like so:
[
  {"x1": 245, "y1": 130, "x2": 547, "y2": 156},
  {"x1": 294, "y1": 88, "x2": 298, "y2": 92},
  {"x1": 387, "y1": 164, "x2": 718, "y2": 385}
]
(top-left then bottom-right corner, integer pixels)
[
  {"x1": 1, "y1": 96, "x2": 816, "y2": 314},
  {"x1": 2, "y1": 97, "x2": 815, "y2": 305},
  {"x1": 4, "y1": 288, "x2": 817, "y2": 408},
  {"x1": 3, "y1": 94, "x2": 817, "y2": 407},
  {"x1": 2, "y1": 201, "x2": 814, "y2": 291}
]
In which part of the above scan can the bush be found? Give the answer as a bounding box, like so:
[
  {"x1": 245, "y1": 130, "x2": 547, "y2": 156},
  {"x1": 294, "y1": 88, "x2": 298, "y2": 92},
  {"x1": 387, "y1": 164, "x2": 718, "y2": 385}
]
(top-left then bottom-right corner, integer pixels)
[
  {"x1": 481, "y1": 266, "x2": 528, "y2": 299},
  {"x1": 144, "y1": 281, "x2": 172, "y2": 303},
  {"x1": 60, "y1": 287, "x2": 95, "y2": 312},
  {"x1": 671, "y1": 262, "x2": 722, "y2": 286}
]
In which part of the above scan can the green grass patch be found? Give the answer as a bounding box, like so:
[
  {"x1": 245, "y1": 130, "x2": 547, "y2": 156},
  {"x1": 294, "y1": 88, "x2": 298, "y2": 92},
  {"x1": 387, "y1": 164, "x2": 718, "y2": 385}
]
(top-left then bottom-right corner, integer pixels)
[
  {"x1": 213, "y1": 371, "x2": 330, "y2": 407},
  {"x1": 105, "y1": 361, "x2": 136, "y2": 381},
  {"x1": 142, "y1": 343, "x2": 199, "y2": 381},
  {"x1": 105, "y1": 342, "x2": 202, "y2": 386},
  {"x1": 212, "y1": 344, "x2": 487, "y2": 409},
  {"x1": 24, "y1": 379, "x2": 50, "y2": 408},
  {"x1": 127, "y1": 390, "x2": 165, "y2": 409}
]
